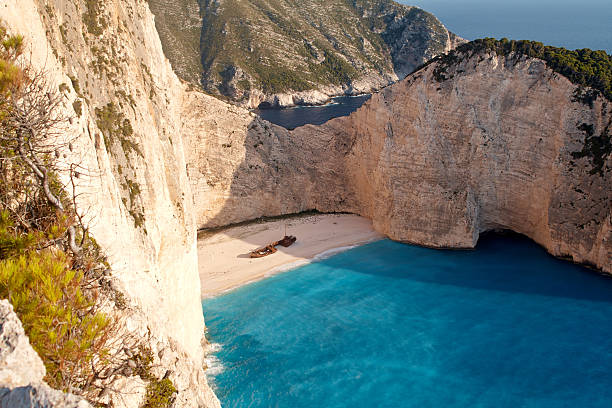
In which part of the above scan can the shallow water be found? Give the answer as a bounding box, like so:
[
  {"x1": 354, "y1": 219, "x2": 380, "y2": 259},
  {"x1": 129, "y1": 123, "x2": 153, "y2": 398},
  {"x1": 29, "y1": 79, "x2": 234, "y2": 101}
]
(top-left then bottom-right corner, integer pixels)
[
  {"x1": 255, "y1": 95, "x2": 370, "y2": 129},
  {"x1": 203, "y1": 235, "x2": 612, "y2": 407}
]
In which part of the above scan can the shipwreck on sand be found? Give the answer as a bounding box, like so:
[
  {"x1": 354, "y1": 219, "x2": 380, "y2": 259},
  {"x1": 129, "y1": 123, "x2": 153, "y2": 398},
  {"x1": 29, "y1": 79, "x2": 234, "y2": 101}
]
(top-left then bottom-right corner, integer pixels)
[{"x1": 250, "y1": 235, "x2": 297, "y2": 258}]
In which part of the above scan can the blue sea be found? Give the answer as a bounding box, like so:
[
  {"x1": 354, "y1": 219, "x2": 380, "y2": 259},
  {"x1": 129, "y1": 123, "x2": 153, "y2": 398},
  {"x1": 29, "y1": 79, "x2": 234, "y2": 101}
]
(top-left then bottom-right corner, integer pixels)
[
  {"x1": 407, "y1": 0, "x2": 612, "y2": 53},
  {"x1": 203, "y1": 235, "x2": 612, "y2": 407}
]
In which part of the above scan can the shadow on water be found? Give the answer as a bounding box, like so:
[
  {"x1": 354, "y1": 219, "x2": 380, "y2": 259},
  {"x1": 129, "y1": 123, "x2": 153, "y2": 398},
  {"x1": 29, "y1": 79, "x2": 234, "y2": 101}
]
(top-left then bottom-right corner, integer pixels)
[
  {"x1": 316, "y1": 232, "x2": 612, "y2": 304},
  {"x1": 254, "y1": 95, "x2": 370, "y2": 130}
]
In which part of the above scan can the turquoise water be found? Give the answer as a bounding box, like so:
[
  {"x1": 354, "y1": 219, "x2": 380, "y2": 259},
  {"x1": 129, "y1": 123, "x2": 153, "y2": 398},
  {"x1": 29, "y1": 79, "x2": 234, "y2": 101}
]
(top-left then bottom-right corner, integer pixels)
[{"x1": 203, "y1": 235, "x2": 612, "y2": 407}]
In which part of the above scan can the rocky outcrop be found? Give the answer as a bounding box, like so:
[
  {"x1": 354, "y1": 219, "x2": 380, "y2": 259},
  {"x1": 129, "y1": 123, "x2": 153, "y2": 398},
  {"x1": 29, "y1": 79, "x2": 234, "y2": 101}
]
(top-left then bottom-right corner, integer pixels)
[
  {"x1": 152, "y1": 0, "x2": 463, "y2": 107},
  {"x1": 183, "y1": 51, "x2": 611, "y2": 273},
  {"x1": 0, "y1": 300, "x2": 92, "y2": 408},
  {"x1": 1, "y1": 0, "x2": 219, "y2": 406},
  {"x1": 0, "y1": 300, "x2": 46, "y2": 390},
  {"x1": 339, "y1": 52, "x2": 611, "y2": 271}
]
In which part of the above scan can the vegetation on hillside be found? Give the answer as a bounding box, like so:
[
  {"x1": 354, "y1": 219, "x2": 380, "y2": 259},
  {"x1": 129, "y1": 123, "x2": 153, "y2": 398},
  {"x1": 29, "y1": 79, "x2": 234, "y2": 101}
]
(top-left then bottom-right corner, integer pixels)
[
  {"x1": 146, "y1": 0, "x2": 203, "y2": 85},
  {"x1": 0, "y1": 22, "x2": 112, "y2": 398},
  {"x1": 0, "y1": 221, "x2": 111, "y2": 392},
  {"x1": 197, "y1": 0, "x2": 452, "y2": 99},
  {"x1": 426, "y1": 38, "x2": 612, "y2": 101}
]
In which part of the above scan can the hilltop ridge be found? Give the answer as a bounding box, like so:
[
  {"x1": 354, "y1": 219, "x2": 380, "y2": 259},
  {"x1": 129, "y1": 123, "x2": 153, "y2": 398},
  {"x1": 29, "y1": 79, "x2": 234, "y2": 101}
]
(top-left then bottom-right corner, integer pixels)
[{"x1": 148, "y1": 0, "x2": 463, "y2": 107}]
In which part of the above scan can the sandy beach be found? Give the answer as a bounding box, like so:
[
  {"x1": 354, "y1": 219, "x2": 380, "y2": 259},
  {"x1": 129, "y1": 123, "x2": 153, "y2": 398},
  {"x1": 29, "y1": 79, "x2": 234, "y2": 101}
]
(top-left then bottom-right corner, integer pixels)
[{"x1": 198, "y1": 214, "x2": 383, "y2": 298}]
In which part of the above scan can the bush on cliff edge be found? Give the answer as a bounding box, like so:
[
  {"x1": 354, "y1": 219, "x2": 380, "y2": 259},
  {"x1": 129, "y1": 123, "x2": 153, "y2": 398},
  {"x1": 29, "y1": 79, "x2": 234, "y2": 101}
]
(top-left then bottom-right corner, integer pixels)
[
  {"x1": 0, "y1": 213, "x2": 111, "y2": 392},
  {"x1": 0, "y1": 22, "x2": 114, "y2": 401}
]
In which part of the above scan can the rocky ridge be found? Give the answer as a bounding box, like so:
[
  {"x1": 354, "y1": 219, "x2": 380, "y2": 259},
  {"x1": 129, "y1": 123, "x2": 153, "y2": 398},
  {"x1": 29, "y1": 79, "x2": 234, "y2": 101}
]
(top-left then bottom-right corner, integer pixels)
[
  {"x1": 183, "y1": 49, "x2": 611, "y2": 273},
  {"x1": 150, "y1": 0, "x2": 463, "y2": 108}
]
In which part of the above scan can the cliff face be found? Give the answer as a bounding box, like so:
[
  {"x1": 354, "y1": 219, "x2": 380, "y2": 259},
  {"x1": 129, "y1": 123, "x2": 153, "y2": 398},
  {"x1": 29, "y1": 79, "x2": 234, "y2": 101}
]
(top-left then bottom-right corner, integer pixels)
[
  {"x1": 185, "y1": 52, "x2": 611, "y2": 273},
  {"x1": 152, "y1": 0, "x2": 462, "y2": 108},
  {"x1": 340, "y1": 53, "x2": 611, "y2": 271},
  {"x1": 2, "y1": 0, "x2": 610, "y2": 404},
  {"x1": 1, "y1": 0, "x2": 218, "y2": 406}
]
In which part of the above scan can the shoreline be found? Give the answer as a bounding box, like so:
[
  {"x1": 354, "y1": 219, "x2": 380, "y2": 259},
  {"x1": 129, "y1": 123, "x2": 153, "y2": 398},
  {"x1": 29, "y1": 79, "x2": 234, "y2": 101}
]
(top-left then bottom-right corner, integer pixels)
[
  {"x1": 253, "y1": 93, "x2": 372, "y2": 111},
  {"x1": 198, "y1": 214, "x2": 383, "y2": 298}
]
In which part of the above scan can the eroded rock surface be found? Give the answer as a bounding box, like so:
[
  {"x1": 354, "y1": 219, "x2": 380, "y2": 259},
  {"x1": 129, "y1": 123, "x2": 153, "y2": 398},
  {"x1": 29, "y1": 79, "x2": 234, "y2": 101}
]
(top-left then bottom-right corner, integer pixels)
[{"x1": 184, "y1": 52, "x2": 611, "y2": 273}]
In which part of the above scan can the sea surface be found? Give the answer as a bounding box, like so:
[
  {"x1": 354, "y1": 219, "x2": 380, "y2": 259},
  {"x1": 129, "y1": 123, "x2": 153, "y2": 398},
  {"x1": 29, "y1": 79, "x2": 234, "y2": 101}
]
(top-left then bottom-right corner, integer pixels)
[
  {"x1": 258, "y1": 0, "x2": 611, "y2": 130},
  {"x1": 203, "y1": 235, "x2": 612, "y2": 407},
  {"x1": 406, "y1": 0, "x2": 612, "y2": 53},
  {"x1": 255, "y1": 94, "x2": 370, "y2": 130}
]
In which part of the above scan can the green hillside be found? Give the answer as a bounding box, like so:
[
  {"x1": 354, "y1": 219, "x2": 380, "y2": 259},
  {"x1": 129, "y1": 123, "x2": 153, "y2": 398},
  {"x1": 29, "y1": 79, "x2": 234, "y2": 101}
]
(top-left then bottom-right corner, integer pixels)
[{"x1": 149, "y1": 0, "x2": 461, "y2": 104}]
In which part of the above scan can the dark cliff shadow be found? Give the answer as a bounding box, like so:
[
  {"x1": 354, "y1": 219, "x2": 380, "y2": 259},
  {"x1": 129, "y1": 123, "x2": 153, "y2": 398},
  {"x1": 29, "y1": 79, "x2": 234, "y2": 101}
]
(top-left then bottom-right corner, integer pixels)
[
  {"x1": 195, "y1": 100, "x2": 363, "y2": 254},
  {"x1": 195, "y1": 115, "x2": 323, "y2": 257},
  {"x1": 300, "y1": 231, "x2": 612, "y2": 304}
]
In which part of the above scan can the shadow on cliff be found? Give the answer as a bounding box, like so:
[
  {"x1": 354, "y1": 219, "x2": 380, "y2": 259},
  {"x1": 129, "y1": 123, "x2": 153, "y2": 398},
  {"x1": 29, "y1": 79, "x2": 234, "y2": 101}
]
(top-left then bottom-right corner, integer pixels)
[
  {"x1": 195, "y1": 115, "x2": 612, "y2": 304},
  {"x1": 194, "y1": 114, "x2": 321, "y2": 254},
  {"x1": 195, "y1": 110, "x2": 359, "y2": 251}
]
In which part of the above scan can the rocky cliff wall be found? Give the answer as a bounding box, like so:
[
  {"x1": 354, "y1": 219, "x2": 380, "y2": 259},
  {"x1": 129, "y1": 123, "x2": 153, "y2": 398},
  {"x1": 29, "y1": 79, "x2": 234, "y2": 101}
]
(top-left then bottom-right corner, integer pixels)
[
  {"x1": 185, "y1": 52, "x2": 611, "y2": 273},
  {"x1": 2, "y1": 0, "x2": 609, "y2": 404},
  {"x1": 339, "y1": 52, "x2": 611, "y2": 271},
  {"x1": 1, "y1": 0, "x2": 219, "y2": 406}
]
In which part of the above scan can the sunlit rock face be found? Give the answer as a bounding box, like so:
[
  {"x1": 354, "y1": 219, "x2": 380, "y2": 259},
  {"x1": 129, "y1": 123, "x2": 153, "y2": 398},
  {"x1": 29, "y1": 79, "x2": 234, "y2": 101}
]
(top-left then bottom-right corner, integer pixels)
[
  {"x1": 1, "y1": 0, "x2": 219, "y2": 406},
  {"x1": 336, "y1": 53, "x2": 610, "y2": 273},
  {"x1": 185, "y1": 52, "x2": 610, "y2": 273}
]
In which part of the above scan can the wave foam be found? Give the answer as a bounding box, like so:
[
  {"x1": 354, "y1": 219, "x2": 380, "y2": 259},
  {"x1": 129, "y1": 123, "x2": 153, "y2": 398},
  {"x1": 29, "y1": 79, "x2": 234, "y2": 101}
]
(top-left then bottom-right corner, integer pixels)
[
  {"x1": 266, "y1": 260, "x2": 310, "y2": 276},
  {"x1": 311, "y1": 244, "x2": 360, "y2": 261},
  {"x1": 204, "y1": 343, "x2": 225, "y2": 377}
]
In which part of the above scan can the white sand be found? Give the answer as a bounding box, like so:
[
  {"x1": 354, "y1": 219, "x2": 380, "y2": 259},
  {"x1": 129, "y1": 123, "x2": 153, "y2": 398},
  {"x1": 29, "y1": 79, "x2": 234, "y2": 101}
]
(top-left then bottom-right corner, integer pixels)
[{"x1": 198, "y1": 214, "x2": 383, "y2": 298}]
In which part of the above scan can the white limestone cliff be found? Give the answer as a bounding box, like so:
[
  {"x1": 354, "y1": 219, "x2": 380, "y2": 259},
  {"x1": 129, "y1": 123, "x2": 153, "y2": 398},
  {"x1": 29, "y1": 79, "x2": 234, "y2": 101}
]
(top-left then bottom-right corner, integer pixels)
[
  {"x1": 1, "y1": 0, "x2": 610, "y2": 406},
  {"x1": 0, "y1": 0, "x2": 219, "y2": 406}
]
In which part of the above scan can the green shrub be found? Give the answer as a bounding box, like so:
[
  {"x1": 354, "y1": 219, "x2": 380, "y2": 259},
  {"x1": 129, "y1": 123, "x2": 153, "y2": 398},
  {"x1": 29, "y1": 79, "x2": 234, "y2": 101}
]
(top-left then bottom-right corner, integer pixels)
[
  {"x1": 95, "y1": 102, "x2": 142, "y2": 157},
  {"x1": 0, "y1": 214, "x2": 111, "y2": 392},
  {"x1": 72, "y1": 99, "x2": 83, "y2": 116},
  {"x1": 423, "y1": 38, "x2": 612, "y2": 101},
  {"x1": 132, "y1": 346, "x2": 177, "y2": 408},
  {"x1": 68, "y1": 74, "x2": 80, "y2": 94},
  {"x1": 143, "y1": 378, "x2": 177, "y2": 408},
  {"x1": 0, "y1": 23, "x2": 23, "y2": 107},
  {"x1": 82, "y1": 0, "x2": 107, "y2": 36}
]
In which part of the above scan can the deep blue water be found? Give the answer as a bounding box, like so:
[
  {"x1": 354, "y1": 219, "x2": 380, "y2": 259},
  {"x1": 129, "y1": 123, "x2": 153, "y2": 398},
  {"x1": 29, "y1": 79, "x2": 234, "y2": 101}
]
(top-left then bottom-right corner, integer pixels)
[
  {"x1": 255, "y1": 95, "x2": 370, "y2": 130},
  {"x1": 203, "y1": 235, "x2": 612, "y2": 407},
  {"x1": 405, "y1": 0, "x2": 612, "y2": 53}
]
